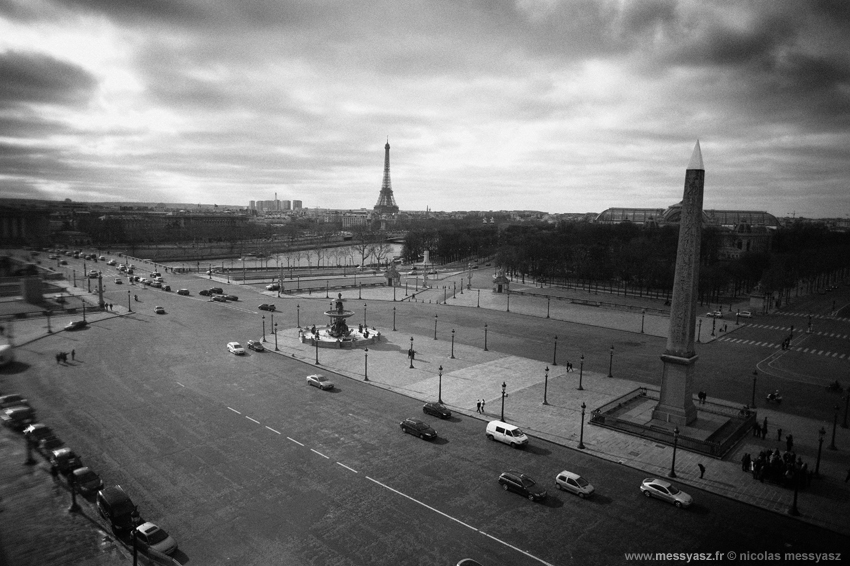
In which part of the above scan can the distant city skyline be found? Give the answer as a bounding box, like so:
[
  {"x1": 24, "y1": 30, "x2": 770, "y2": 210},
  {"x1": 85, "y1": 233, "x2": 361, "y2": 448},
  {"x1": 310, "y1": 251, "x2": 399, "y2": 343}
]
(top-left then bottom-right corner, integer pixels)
[{"x1": 1, "y1": 1, "x2": 848, "y2": 218}]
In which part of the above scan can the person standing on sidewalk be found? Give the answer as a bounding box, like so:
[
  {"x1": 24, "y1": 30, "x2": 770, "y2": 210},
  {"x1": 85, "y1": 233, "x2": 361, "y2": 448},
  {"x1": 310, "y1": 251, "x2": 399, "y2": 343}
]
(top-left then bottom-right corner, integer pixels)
[
  {"x1": 476, "y1": 400, "x2": 481, "y2": 413},
  {"x1": 71, "y1": 349, "x2": 75, "y2": 361},
  {"x1": 698, "y1": 463, "x2": 705, "y2": 479},
  {"x1": 481, "y1": 399, "x2": 486, "y2": 413}
]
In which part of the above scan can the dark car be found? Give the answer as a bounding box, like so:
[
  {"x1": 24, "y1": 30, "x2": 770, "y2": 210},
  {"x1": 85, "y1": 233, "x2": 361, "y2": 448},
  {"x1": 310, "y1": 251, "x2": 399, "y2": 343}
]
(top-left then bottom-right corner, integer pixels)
[
  {"x1": 38, "y1": 435, "x2": 65, "y2": 454},
  {"x1": 422, "y1": 402, "x2": 452, "y2": 419},
  {"x1": 212, "y1": 295, "x2": 227, "y2": 302},
  {"x1": 64, "y1": 320, "x2": 88, "y2": 331},
  {"x1": 50, "y1": 448, "x2": 84, "y2": 476},
  {"x1": 2, "y1": 406, "x2": 36, "y2": 430},
  {"x1": 72, "y1": 466, "x2": 104, "y2": 495},
  {"x1": 247, "y1": 340, "x2": 265, "y2": 352},
  {"x1": 498, "y1": 471, "x2": 548, "y2": 502},
  {"x1": 399, "y1": 418, "x2": 437, "y2": 440},
  {"x1": 224, "y1": 294, "x2": 238, "y2": 301},
  {"x1": 23, "y1": 423, "x2": 54, "y2": 445},
  {"x1": 258, "y1": 304, "x2": 276, "y2": 311},
  {"x1": 0, "y1": 394, "x2": 29, "y2": 410},
  {"x1": 209, "y1": 287, "x2": 223, "y2": 294},
  {"x1": 97, "y1": 486, "x2": 137, "y2": 533},
  {"x1": 199, "y1": 289, "x2": 211, "y2": 296}
]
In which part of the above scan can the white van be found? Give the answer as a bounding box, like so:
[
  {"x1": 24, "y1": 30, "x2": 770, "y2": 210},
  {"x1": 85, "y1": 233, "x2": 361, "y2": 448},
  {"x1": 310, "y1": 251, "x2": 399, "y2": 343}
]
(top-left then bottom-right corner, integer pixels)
[{"x1": 485, "y1": 420, "x2": 529, "y2": 448}]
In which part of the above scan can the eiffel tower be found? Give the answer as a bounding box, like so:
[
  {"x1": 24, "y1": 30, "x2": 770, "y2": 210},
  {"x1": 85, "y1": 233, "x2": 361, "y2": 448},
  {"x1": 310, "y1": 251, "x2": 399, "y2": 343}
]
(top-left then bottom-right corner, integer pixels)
[{"x1": 374, "y1": 139, "x2": 399, "y2": 214}]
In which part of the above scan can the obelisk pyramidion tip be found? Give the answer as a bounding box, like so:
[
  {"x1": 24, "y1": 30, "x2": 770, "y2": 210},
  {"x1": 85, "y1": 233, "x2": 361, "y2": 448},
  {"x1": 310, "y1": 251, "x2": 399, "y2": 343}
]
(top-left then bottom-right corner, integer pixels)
[{"x1": 687, "y1": 140, "x2": 704, "y2": 170}]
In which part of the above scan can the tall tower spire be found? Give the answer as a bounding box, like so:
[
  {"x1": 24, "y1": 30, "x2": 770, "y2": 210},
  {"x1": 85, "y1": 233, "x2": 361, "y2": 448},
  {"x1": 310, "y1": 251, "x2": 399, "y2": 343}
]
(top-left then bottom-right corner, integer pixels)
[{"x1": 374, "y1": 139, "x2": 399, "y2": 214}]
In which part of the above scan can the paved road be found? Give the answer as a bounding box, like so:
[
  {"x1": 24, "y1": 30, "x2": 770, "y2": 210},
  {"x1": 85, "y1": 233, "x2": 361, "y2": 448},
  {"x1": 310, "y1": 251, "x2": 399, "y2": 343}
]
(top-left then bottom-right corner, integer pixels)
[{"x1": 5, "y1": 262, "x2": 848, "y2": 565}]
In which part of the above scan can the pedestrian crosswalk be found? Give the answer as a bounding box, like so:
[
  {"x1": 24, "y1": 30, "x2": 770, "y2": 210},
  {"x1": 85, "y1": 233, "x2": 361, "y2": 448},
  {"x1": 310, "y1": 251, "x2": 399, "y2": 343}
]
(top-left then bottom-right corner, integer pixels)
[
  {"x1": 779, "y1": 311, "x2": 850, "y2": 322},
  {"x1": 716, "y1": 336, "x2": 848, "y2": 358},
  {"x1": 740, "y1": 323, "x2": 850, "y2": 339}
]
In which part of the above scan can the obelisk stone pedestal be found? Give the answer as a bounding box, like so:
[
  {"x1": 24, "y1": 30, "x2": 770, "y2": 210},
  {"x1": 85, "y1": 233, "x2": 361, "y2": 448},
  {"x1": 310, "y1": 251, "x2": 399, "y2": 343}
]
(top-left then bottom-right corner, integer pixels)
[{"x1": 652, "y1": 141, "x2": 704, "y2": 426}]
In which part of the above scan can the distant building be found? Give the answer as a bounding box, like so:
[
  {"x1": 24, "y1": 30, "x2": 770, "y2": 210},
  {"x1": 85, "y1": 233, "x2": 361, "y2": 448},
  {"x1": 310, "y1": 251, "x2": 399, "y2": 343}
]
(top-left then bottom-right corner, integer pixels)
[{"x1": 293, "y1": 200, "x2": 303, "y2": 210}]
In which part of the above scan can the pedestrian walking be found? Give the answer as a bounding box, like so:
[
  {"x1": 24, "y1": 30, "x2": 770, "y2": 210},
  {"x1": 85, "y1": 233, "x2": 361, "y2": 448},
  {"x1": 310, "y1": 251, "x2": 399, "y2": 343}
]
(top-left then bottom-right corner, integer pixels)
[
  {"x1": 753, "y1": 423, "x2": 761, "y2": 437},
  {"x1": 71, "y1": 349, "x2": 75, "y2": 361},
  {"x1": 476, "y1": 400, "x2": 481, "y2": 414},
  {"x1": 481, "y1": 399, "x2": 486, "y2": 413},
  {"x1": 777, "y1": 428, "x2": 783, "y2": 442},
  {"x1": 698, "y1": 463, "x2": 706, "y2": 479}
]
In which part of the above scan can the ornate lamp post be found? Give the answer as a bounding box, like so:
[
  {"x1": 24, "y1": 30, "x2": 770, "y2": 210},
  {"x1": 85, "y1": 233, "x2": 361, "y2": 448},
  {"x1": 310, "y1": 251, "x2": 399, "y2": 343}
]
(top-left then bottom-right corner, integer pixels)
[
  {"x1": 552, "y1": 335, "x2": 558, "y2": 366},
  {"x1": 262, "y1": 315, "x2": 266, "y2": 341},
  {"x1": 543, "y1": 366, "x2": 549, "y2": 405},
  {"x1": 500, "y1": 381, "x2": 507, "y2": 421},
  {"x1": 409, "y1": 337, "x2": 414, "y2": 369},
  {"x1": 506, "y1": 288, "x2": 511, "y2": 312},
  {"x1": 641, "y1": 309, "x2": 646, "y2": 333},
  {"x1": 434, "y1": 314, "x2": 438, "y2": 340},
  {"x1": 393, "y1": 307, "x2": 397, "y2": 331},
  {"x1": 578, "y1": 402, "x2": 587, "y2": 449},
  {"x1": 274, "y1": 323, "x2": 278, "y2": 351},
  {"x1": 751, "y1": 369, "x2": 758, "y2": 408},
  {"x1": 313, "y1": 325, "x2": 318, "y2": 363},
  {"x1": 438, "y1": 365, "x2": 443, "y2": 403},
  {"x1": 608, "y1": 345, "x2": 614, "y2": 378},
  {"x1": 711, "y1": 315, "x2": 716, "y2": 337},
  {"x1": 127, "y1": 290, "x2": 131, "y2": 312},
  {"x1": 667, "y1": 426, "x2": 680, "y2": 478},
  {"x1": 477, "y1": 289, "x2": 480, "y2": 308},
  {"x1": 364, "y1": 348, "x2": 369, "y2": 381},
  {"x1": 451, "y1": 329, "x2": 456, "y2": 359},
  {"x1": 829, "y1": 404, "x2": 839, "y2": 450},
  {"x1": 697, "y1": 319, "x2": 702, "y2": 343},
  {"x1": 297, "y1": 304, "x2": 301, "y2": 328},
  {"x1": 815, "y1": 427, "x2": 826, "y2": 477},
  {"x1": 364, "y1": 303, "x2": 367, "y2": 327},
  {"x1": 578, "y1": 354, "x2": 585, "y2": 390},
  {"x1": 67, "y1": 472, "x2": 80, "y2": 513},
  {"x1": 484, "y1": 324, "x2": 489, "y2": 351}
]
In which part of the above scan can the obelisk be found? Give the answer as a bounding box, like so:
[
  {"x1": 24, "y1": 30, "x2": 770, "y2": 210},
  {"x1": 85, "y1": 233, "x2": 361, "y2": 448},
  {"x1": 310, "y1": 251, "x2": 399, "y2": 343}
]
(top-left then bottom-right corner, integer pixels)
[{"x1": 652, "y1": 141, "x2": 704, "y2": 426}]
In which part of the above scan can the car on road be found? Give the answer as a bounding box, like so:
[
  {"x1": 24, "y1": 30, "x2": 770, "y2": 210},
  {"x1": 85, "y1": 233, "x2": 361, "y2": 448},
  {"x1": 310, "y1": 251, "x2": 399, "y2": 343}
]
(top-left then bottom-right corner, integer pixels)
[
  {"x1": 139, "y1": 278, "x2": 149, "y2": 285},
  {"x1": 149, "y1": 281, "x2": 162, "y2": 288},
  {"x1": 400, "y1": 418, "x2": 437, "y2": 440},
  {"x1": 2, "y1": 406, "x2": 36, "y2": 430},
  {"x1": 50, "y1": 447, "x2": 84, "y2": 476},
  {"x1": 640, "y1": 478, "x2": 692, "y2": 508},
  {"x1": 706, "y1": 311, "x2": 723, "y2": 318},
  {"x1": 0, "y1": 394, "x2": 29, "y2": 409},
  {"x1": 258, "y1": 303, "x2": 276, "y2": 311},
  {"x1": 212, "y1": 295, "x2": 227, "y2": 302},
  {"x1": 96, "y1": 485, "x2": 136, "y2": 533},
  {"x1": 738, "y1": 310, "x2": 753, "y2": 318},
  {"x1": 247, "y1": 340, "x2": 265, "y2": 352},
  {"x1": 72, "y1": 466, "x2": 104, "y2": 495},
  {"x1": 209, "y1": 287, "x2": 223, "y2": 294},
  {"x1": 555, "y1": 470, "x2": 595, "y2": 498},
  {"x1": 64, "y1": 320, "x2": 88, "y2": 331},
  {"x1": 59, "y1": 259, "x2": 68, "y2": 265},
  {"x1": 23, "y1": 423, "x2": 54, "y2": 444},
  {"x1": 114, "y1": 278, "x2": 123, "y2": 284},
  {"x1": 199, "y1": 289, "x2": 210, "y2": 296},
  {"x1": 485, "y1": 420, "x2": 529, "y2": 448},
  {"x1": 88, "y1": 270, "x2": 99, "y2": 278},
  {"x1": 306, "y1": 374, "x2": 333, "y2": 390},
  {"x1": 224, "y1": 294, "x2": 238, "y2": 301},
  {"x1": 177, "y1": 289, "x2": 190, "y2": 295},
  {"x1": 266, "y1": 283, "x2": 280, "y2": 291},
  {"x1": 135, "y1": 522, "x2": 179, "y2": 555},
  {"x1": 107, "y1": 259, "x2": 116, "y2": 265},
  {"x1": 498, "y1": 471, "x2": 548, "y2": 501},
  {"x1": 154, "y1": 306, "x2": 165, "y2": 314},
  {"x1": 227, "y1": 342, "x2": 246, "y2": 355},
  {"x1": 422, "y1": 402, "x2": 452, "y2": 419}
]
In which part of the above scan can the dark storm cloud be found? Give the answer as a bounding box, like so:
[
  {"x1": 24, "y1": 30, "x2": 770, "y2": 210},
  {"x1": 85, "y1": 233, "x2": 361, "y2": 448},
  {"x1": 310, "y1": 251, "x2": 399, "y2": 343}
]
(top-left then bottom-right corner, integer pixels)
[{"x1": 0, "y1": 50, "x2": 96, "y2": 106}]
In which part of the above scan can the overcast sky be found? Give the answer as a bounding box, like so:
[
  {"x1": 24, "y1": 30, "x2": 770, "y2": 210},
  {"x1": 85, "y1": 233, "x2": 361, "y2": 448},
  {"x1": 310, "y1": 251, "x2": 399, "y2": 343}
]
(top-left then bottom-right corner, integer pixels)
[{"x1": 1, "y1": 1, "x2": 848, "y2": 217}]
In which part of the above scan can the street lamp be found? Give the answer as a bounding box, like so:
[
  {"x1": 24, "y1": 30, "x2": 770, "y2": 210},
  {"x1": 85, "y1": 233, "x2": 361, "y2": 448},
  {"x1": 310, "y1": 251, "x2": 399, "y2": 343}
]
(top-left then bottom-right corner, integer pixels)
[
  {"x1": 131, "y1": 507, "x2": 140, "y2": 565},
  {"x1": 484, "y1": 324, "x2": 489, "y2": 351},
  {"x1": 67, "y1": 472, "x2": 80, "y2": 513},
  {"x1": 751, "y1": 369, "x2": 758, "y2": 408},
  {"x1": 409, "y1": 337, "x2": 414, "y2": 369},
  {"x1": 364, "y1": 348, "x2": 369, "y2": 381},
  {"x1": 127, "y1": 290, "x2": 131, "y2": 312},
  {"x1": 507, "y1": 289, "x2": 510, "y2": 312},
  {"x1": 578, "y1": 354, "x2": 585, "y2": 390},
  {"x1": 451, "y1": 329, "x2": 455, "y2": 359},
  {"x1": 552, "y1": 335, "x2": 558, "y2": 366},
  {"x1": 543, "y1": 366, "x2": 549, "y2": 405},
  {"x1": 364, "y1": 303, "x2": 367, "y2": 327},
  {"x1": 274, "y1": 323, "x2": 279, "y2": 351},
  {"x1": 815, "y1": 427, "x2": 826, "y2": 477},
  {"x1": 500, "y1": 381, "x2": 507, "y2": 421},
  {"x1": 393, "y1": 307, "x2": 397, "y2": 331},
  {"x1": 547, "y1": 296, "x2": 550, "y2": 319},
  {"x1": 297, "y1": 304, "x2": 301, "y2": 328},
  {"x1": 262, "y1": 315, "x2": 266, "y2": 341},
  {"x1": 578, "y1": 402, "x2": 587, "y2": 449},
  {"x1": 697, "y1": 319, "x2": 702, "y2": 343},
  {"x1": 434, "y1": 314, "x2": 438, "y2": 340},
  {"x1": 608, "y1": 345, "x2": 614, "y2": 378},
  {"x1": 438, "y1": 365, "x2": 443, "y2": 403},
  {"x1": 667, "y1": 426, "x2": 680, "y2": 478},
  {"x1": 641, "y1": 309, "x2": 646, "y2": 333},
  {"x1": 829, "y1": 404, "x2": 839, "y2": 450},
  {"x1": 477, "y1": 289, "x2": 480, "y2": 308},
  {"x1": 711, "y1": 315, "x2": 716, "y2": 337},
  {"x1": 313, "y1": 325, "x2": 318, "y2": 363}
]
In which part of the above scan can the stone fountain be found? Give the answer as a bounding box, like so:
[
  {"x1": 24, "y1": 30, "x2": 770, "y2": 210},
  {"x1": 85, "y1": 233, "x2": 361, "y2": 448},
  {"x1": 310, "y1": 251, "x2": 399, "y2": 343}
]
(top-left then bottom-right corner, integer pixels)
[{"x1": 300, "y1": 293, "x2": 380, "y2": 348}]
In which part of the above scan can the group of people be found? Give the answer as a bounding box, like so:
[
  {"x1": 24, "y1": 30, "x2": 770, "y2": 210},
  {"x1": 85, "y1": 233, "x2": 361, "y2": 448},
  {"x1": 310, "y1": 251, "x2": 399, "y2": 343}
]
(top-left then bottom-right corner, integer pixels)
[
  {"x1": 55, "y1": 349, "x2": 75, "y2": 364},
  {"x1": 742, "y1": 447, "x2": 810, "y2": 488},
  {"x1": 475, "y1": 399, "x2": 486, "y2": 413}
]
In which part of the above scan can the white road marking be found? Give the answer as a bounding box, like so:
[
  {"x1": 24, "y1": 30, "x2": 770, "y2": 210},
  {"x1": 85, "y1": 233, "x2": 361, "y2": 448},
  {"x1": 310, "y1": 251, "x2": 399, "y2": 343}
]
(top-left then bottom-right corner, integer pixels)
[
  {"x1": 246, "y1": 416, "x2": 260, "y2": 424},
  {"x1": 365, "y1": 476, "x2": 556, "y2": 566},
  {"x1": 311, "y1": 449, "x2": 329, "y2": 459},
  {"x1": 287, "y1": 437, "x2": 304, "y2": 446},
  {"x1": 176, "y1": 382, "x2": 185, "y2": 387},
  {"x1": 228, "y1": 407, "x2": 241, "y2": 415},
  {"x1": 336, "y1": 462, "x2": 358, "y2": 473},
  {"x1": 266, "y1": 426, "x2": 281, "y2": 434}
]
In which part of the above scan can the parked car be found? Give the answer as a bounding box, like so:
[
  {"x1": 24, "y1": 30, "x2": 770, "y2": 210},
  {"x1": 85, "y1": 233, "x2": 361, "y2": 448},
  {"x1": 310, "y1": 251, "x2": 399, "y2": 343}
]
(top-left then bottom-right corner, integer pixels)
[
  {"x1": 163, "y1": 285, "x2": 171, "y2": 292},
  {"x1": 50, "y1": 447, "x2": 84, "y2": 476},
  {"x1": 258, "y1": 304, "x2": 276, "y2": 311},
  {"x1": 23, "y1": 423, "x2": 54, "y2": 444},
  {"x1": 114, "y1": 278, "x2": 123, "y2": 284},
  {"x1": 306, "y1": 374, "x2": 333, "y2": 390},
  {"x1": 266, "y1": 283, "x2": 280, "y2": 291},
  {"x1": 640, "y1": 478, "x2": 693, "y2": 508},
  {"x1": 422, "y1": 402, "x2": 452, "y2": 419},
  {"x1": 38, "y1": 435, "x2": 64, "y2": 453},
  {"x1": 212, "y1": 295, "x2": 227, "y2": 302},
  {"x1": 64, "y1": 320, "x2": 88, "y2": 331},
  {"x1": 706, "y1": 311, "x2": 723, "y2": 318},
  {"x1": 247, "y1": 340, "x2": 265, "y2": 352},
  {"x1": 209, "y1": 287, "x2": 223, "y2": 294},
  {"x1": 96, "y1": 486, "x2": 136, "y2": 533},
  {"x1": 2, "y1": 406, "x2": 36, "y2": 430},
  {"x1": 738, "y1": 310, "x2": 753, "y2": 318},
  {"x1": 400, "y1": 418, "x2": 437, "y2": 440},
  {"x1": 177, "y1": 289, "x2": 190, "y2": 295},
  {"x1": 149, "y1": 281, "x2": 162, "y2": 288},
  {"x1": 107, "y1": 259, "x2": 116, "y2": 266},
  {"x1": 154, "y1": 306, "x2": 165, "y2": 314},
  {"x1": 0, "y1": 394, "x2": 29, "y2": 410},
  {"x1": 485, "y1": 420, "x2": 528, "y2": 448},
  {"x1": 72, "y1": 466, "x2": 104, "y2": 495},
  {"x1": 135, "y1": 522, "x2": 178, "y2": 555},
  {"x1": 199, "y1": 289, "x2": 211, "y2": 296},
  {"x1": 224, "y1": 294, "x2": 238, "y2": 301},
  {"x1": 498, "y1": 471, "x2": 547, "y2": 502},
  {"x1": 227, "y1": 342, "x2": 246, "y2": 355},
  {"x1": 555, "y1": 470, "x2": 595, "y2": 498}
]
